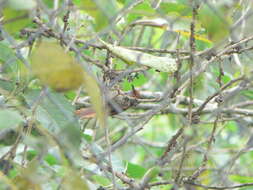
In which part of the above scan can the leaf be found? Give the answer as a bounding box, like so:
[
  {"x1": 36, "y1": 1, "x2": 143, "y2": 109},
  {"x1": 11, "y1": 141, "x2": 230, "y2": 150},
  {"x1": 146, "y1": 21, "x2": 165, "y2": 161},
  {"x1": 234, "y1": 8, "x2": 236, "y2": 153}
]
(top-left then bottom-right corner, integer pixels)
[
  {"x1": 0, "y1": 42, "x2": 15, "y2": 63},
  {"x1": 241, "y1": 90, "x2": 253, "y2": 99},
  {"x1": 42, "y1": 0, "x2": 58, "y2": 8},
  {"x1": 83, "y1": 72, "x2": 106, "y2": 127},
  {"x1": 14, "y1": 160, "x2": 43, "y2": 190},
  {"x1": 224, "y1": 121, "x2": 238, "y2": 133},
  {"x1": 81, "y1": 133, "x2": 92, "y2": 142},
  {"x1": 0, "y1": 78, "x2": 16, "y2": 92},
  {"x1": 26, "y1": 150, "x2": 37, "y2": 161},
  {"x1": 91, "y1": 175, "x2": 111, "y2": 186},
  {"x1": 0, "y1": 42, "x2": 28, "y2": 83},
  {"x1": 44, "y1": 154, "x2": 59, "y2": 166},
  {"x1": 24, "y1": 89, "x2": 79, "y2": 130},
  {"x1": 0, "y1": 109, "x2": 24, "y2": 129},
  {"x1": 141, "y1": 166, "x2": 159, "y2": 183},
  {"x1": 0, "y1": 129, "x2": 19, "y2": 145},
  {"x1": 229, "y1": 175, "x2": 253, "y2": 183},
  {"x1": 198, "y1": 4, "x2": 231, "y2": 42},
  {"x1": 24, "y1": 89, "x2": 82, "y2": 157},
  {"x1": 122, "y1": 73, "x2": 148, "y2": 91},
  {"x1": 100, "y1": 39, "x2": 177, "y2": 72},
  {"x1": 159, "y1": 2, "x2": 191, "y2": 16},
  {"x1": 117, "y1": 0, "x2": 133, "y2": 4},
  {"x1": 76, "y1": 0, "x2": 118, "y2": 31},
  {"x1": 7, "y1": 0, "x2": 37, "y2": 10},
  {"x1": 62, "y1": 169, "x2": 90, "y2": 190},
  {"x1": 14, "y1": 176, "x2": 42, "y2": 190},
  {"x1": 126, "y1": 162, "x2": 147, "y2": 179},
  {"x1": 26, "y1": 150, "x2": 59, "y2": 166},
  {"x1": 2, "y1": 8, "x2": 31, "y2": 35},
  {"x1": 127, "y1": 0, "x2": 155, "y2": 22},
  {"x1": 30, "y1": 41, "x2": 84, "y2": 92}
]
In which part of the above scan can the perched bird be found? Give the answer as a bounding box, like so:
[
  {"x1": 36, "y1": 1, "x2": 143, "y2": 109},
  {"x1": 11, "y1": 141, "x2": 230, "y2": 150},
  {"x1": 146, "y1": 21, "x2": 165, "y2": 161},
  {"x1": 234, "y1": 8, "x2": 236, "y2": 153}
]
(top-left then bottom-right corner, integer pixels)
[{"x1": 75, "y1": 86, "x2": 140, "y2": 119}]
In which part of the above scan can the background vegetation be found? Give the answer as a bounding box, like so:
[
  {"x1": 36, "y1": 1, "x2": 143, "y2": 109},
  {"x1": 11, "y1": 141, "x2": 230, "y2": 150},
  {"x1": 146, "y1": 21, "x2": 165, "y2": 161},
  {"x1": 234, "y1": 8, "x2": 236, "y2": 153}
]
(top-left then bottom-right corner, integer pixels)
[{"x1": 0, "y1": 0, "x2": 253, "y2": 189}]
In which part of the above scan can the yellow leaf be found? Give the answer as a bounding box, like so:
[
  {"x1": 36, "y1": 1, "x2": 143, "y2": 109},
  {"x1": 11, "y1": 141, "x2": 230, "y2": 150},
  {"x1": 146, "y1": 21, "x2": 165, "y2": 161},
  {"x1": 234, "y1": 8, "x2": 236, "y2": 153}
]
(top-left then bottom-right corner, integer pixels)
[
  {"x1": 13, "y1": 160, "x2": 42, "y2": 190},
  {"x1": 30, "y1": 41, "x2": 84, "y2": 92},
  {"x1": 62, "y1": 169, "x2": 90, "y2": 190},
  {"x1": 83, "y1": 72, "x2": 106, "y2": 127},
  {"x1": 13, "y1": 176, "x2": 42, "y2": 190}
]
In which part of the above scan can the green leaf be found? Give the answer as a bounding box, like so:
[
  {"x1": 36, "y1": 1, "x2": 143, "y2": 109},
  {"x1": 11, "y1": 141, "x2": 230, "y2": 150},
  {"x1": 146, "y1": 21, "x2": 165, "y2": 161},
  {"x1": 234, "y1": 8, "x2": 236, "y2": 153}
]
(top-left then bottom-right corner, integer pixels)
[
  {"x1": 0, "y1": 79, "x2": 16, "y2": 92},
  {"x1": 141, "y1": 166, "x2": 159, "y2": 183},
  {"x1": 117, "y1": 0, "x2": 133, "y2": 4},
  {"x1": 26, "y1": 150, "x2": 37, "y2": 161},
  {"x1": 127, "y1": 0, "x2": 155, "y2": 23},
  {"x1": 81, "y1": 133, "x2": 92, "y2": 142},
  {"x1": 0, "y1": 42, "x2": 28, "y2": 83},
  {"x1": 8, "y1": 167, "x2": 18, "y2": 179},
  {"x1": 24, "y1": 89, "x2": 82, "y2": 157},
  {"x1": 42, "y1": 0, "x2": 60, "y2": 8},
  {"x1": 44, "y1": 154, "x2": 58, "y2": 166},
  {"x1": 198, "y1": 4, "x2": 231, "y2": 42},
  {"x1": 0, "y1": 109, "x2": 24, "y2": 129},
  {"x1": 122, "y1": 73, "x2": 148, "y2": 91},
  {"x1": 229, "y1": 175, "x2": 253, "y2": 183},
  {"x1": 224, "y1": 121, "x2": 238, "y2": 133},
  {"x1": 0, "y1": 42, "x2": 15, "y2": 63},
  {"x1": 62, "y1": 169, "x2": 90, "y2": 190},
  {"x1": 2, "y1": 8, "x2": 31, "y2": 35},
  {"x1": 24, "y1": 89, "x2": 78, "y2": 130},
  {"x1": 64, "y1": 91, "x2": 76, "y2": 101},
  {"x1": 126, "y1": 162, "x2": 147, "y2": 179},
  {"x1": 0, "y1": 129, "x2": 19, "y2": 145},
  {"x1": 241, "y1": 90, "x2": 253, "y2": 99},
  {"x1": 195, "y1": 39, "x2": 213, "y2": 51},
  {"x1": 91, "y1": 175, "x2": 111, "y2": 186},
  {"x1": 77, "y1": 0, "x2": 118, "y2": 31},
  {"x1": 159, "y1": 2, "x2": 191, "y2": 16}
]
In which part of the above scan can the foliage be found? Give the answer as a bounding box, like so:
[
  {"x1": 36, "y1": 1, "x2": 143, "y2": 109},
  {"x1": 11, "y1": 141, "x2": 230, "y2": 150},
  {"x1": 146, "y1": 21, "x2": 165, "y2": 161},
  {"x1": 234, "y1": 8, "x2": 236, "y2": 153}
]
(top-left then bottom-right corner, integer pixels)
[{"x1": 0, "y1": 0, "x2": 253, "y2": 189}]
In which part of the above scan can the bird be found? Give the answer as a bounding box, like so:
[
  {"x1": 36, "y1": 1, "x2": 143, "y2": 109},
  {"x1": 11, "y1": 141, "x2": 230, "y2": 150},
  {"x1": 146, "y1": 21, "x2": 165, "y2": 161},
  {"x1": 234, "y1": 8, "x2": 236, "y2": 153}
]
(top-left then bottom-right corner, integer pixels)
[{"x1": 75, "y1": 85, "x2": 140, "y2": 119}]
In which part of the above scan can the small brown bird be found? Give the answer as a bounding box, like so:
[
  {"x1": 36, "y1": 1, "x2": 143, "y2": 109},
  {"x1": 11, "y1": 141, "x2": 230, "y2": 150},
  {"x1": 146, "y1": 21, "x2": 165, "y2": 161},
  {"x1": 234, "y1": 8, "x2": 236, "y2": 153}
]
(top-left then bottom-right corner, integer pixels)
[{"x1": 75, "y1": 85, "x2": 140, "y2": 119}]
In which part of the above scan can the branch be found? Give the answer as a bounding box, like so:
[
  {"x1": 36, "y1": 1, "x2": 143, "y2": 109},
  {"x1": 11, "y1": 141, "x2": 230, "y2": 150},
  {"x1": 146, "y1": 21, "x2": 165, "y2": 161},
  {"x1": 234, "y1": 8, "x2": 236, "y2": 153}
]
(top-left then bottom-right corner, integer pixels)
[{"x1": 185, "y1": 181, "x2": 253, "y2": 190}]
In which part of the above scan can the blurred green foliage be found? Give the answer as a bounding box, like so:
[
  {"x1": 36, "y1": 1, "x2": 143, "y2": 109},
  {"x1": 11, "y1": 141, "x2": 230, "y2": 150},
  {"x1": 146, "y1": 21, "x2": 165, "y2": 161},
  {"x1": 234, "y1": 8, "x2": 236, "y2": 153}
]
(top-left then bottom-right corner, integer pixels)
[{"x1": 0, "y1": 0, "x2": 253, "y2": 189}]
